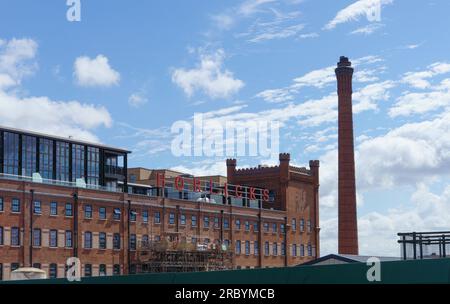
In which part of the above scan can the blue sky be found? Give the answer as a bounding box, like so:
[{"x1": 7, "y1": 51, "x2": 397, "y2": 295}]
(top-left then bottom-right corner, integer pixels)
[{"x1": 1, "y1": 0, "x2": 450, "y2": 256}]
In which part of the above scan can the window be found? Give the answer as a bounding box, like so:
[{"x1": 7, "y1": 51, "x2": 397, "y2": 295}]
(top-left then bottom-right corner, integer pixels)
[
  {"x1": 154, "y1": 212, "x2": 160, "y2": 224},
  {"x1": 204, "y1": 238, "x2": 210, "y2": 244},
  {"x1": 11, "y1": 227, "x2": 20, "y2": 246},
  {"x1": 3, "y1": 132, "x2": 19, "y2": 175},
  {"x1": 169, "y1": 213, "x2": 175, "y2": 225},
  {"x1": 264, "y1": 222, "x2": 269, "y2": 232},
  {"x1": 49, "y1": 263, "x2": 57, "y2": 278},
  {"x1": 191, "y1": 237, "x2": 197, "y2": 244},
  {"x1": 113, "y1": 208, "x2": 121, "y2": 220},
  {"x1": 191, "y1": 215, "x2": 197, "y2": 227},
  {"x1": 280, "y1": 224, "x2": 285, "y2": 234},
  {"x1": 32, "y1": 263, "x2": 41, "y2": 269},
  {"x1": 56, "y1": 141, "x2": 70, "y2": 182},
  {"x1": 307, "y1": 243, "x2": 312, "y2": 256},
  {"x1": 84, "y1": 231, "x2": 92, "y2": 249},
  {"x1": 142, "y1": 235, "x2": 149, "y2": 246},
  {"x1": 11, "y1": 198, "x2": 20, "y2": 213},
  {"x1": 11, "y1": 263, "x2": 20, "y2": 272},
  {"x1": 99, "y1": 232, "x2": 106, "y2": 249},
  {"x1": 72, "y1": 144, "x2": 85, "y2": 182},
  {"x1": 300, "y1": 244, "x2": 305, "y2": 257},
  {"x1": 245, "y1": 241, "x2": 250, "y2": 255},
  {"x1": 0, "y1": 263, "x2": 2, "y2": 281},
  {"x1": 130, "y1": 234, "x2": 136, "y2": 250},
  {"x1": 300, "y1": 219, "x2": 305, "y2": 232},
  {"x1": 39, "y1": 138, "x2": 53, "y2": 179},
  {"x1": 130, "y1": 209, "x2": 137, "y2": 222},
  {"x1": 87, "y1": 147, "x2": 99, "y2": 186},
  {"x1": 214, "y1": 217, "x2": 219, "y2": 228},
  {"x1": 180, "y1": 214, "x2": 186, "y2": 225},
  {"x1": 99, "y1": 207, "x2": 106, "y2": 220},
  {"x1": 254, "y1": 241, "x2": 259, "y2": 256},
  {"x1": 235, "y1": 240, "x2": 241, "y2": 254},
  {"x1": 245, "y1": 221, "x2": 250, "y2": 231},
  {"x1": 113, "y1": 233, "x2": 121, "y2": 250},
  {"x1": 84, "y1": 264, "x2": 92, "y2": 277},
  {"x1": 272, "y1": 223, "x2": 277, "y2": 233},
  {"x1": 33, "y1": 229, "x2": 41, "y2": 247},
  {"x1": 203, "y1": 216, "x2": 209, "y2": 228},
  {"x1": 307, "y1": 220, "x2": 312, "y2": 233},
  {"x1": 142, "y1": 210, "x2": 148, "y2": 223},
  {"x1": 65, "y1": 203, "x2": 73, "y2": 217},
  {"x1": 113, "y1": 264, "x2": 120, "y2": 275},
  {"x1": 264, "y1": 242, "x2": 270, "y2": 256},
  {"x1": 292, "y1": 244, "x2": 297, "y2": 256},
  {"x1": 99, "y1": 264, "x2": 106, "y2": 276},
  {"x1": 49, "y1": 229, "x2": 58, "y2": 248},
  {"x1": 281, "y1": 242, "x2": 286, "y2": 256},
  {"x1": 22, "y1": 135, "x2": 36, "y2": 177},
  {"x1": 65, "y1": 230, "x2": 73, "y2": 248},
  {"x1": 0, "y1": 197, "x2": 3, "y2": 211},
  {"x1": 253, "y1": 222, "x2": 259, "y2": 232},
  {"x1": 292, "y1": 219, "x2": 296, "y2": 231},
  {"x1": 129, "y1": 264, "x2": 136, "y2": 275},
  {"x1": 32, "y1": 201, "x2": 42, "y2": 215},
  {"x1": 50, "y1": 202, "x2": 57, "y2": 215},
  {"x1": 273, "y1": 243, "x2": 278, "y2": 256},
  {"x1": 235, "y1": 219, "x2": 241, "y2": 230},
  {"x1": 65, "y1": 231, "x2": 72, "y2": 248},
  {"x1": 84, "y1": 205, "x2": 92, "y2": 219},
  {"x1": 224, "y1": 218, "x2": 229, "y2": 229},
  {"x1": 0, "y1": 226, "x2": 3, "y2": 245}
]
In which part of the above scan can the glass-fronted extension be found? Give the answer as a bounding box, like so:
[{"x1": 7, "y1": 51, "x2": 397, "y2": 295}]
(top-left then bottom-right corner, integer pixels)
[{"x1": 0, "y1": 126, "x2": 130, "y2": 191}]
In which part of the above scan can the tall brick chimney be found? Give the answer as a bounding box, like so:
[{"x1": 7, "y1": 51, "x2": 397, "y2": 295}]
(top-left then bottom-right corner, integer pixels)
[{"x1": 335, "y1": 56, "x2": 359, "y2": 255}]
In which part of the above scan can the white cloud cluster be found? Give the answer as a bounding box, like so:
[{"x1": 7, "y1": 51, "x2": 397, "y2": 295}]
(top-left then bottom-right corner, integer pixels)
[
  {"x1": 401, "y1": 62, "x2": 450, "y2": 89},
  {"x1": 74, "y1": 54, "x2": 120, "y2": 87},
  {"x1": 325, "y1": 0, "x2": 393, "y2": 30},
  {"x1": 350, "y1": 22, "x2": 384, "y2": 35},
  {"x1": 0, "y1": 37, "x2": 113, "y2": 142},
  {"x1": 171, "y1": 49, "x2": 244, "y2": 99},
  {"x1": 0, "y1": 38, "x2": 38, "y2": 88},
  {"x1": 128, "y1": 92, "x2": 148, "y2": 108}
]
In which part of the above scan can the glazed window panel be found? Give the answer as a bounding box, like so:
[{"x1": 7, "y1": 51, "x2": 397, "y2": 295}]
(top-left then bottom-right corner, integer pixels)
[
  {"x1": 21, "y1": 135, "x2": 36, "y2": 177},
  {"x1": 71, "y1": 144, "x2": 85, "y2": 182},
  {"x1": 3, "y1": 132, "x2": 19, "y2": 175},
  {"x1": 49, "y1": 229, "x2": 58, "y2": 248},
  {"x1": 56, "y1": 141, "x2": 70, "y2": 182},
  {"x1": 39, "y1": 138, "x2": 53, "y2": 179},
  {"x1": 87, "y1": 147, "x2": 99, "y2": 186}
]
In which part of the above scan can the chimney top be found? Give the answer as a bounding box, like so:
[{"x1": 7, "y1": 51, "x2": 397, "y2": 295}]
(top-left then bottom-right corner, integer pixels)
[
  {"x1": 226, "y1": 159, "x2": 237, "y2": 167},
  {"x1": 337, "y1": 56, "x2": 352, "y2": 68}
]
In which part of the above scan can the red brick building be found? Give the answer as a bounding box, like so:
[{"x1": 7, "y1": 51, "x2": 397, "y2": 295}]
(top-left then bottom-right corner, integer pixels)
[{"x1": 0, "y1": 126, "x2": 320, "y2": 280}]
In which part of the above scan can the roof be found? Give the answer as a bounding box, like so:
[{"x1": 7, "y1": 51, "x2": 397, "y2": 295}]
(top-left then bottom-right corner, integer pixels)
[
  {"x1": 0, "y1": 125, "x2": 131, "y2": 154},
  {"x1": 299, "y1": 254, "x2": 401, "y2": 266}
]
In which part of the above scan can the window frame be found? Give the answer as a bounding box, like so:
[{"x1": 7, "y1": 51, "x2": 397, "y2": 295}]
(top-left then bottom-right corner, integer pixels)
[
  {"x1": 50, "y1": 202, "x2": 58, "y2": 216},
  {"x1": 11, "y1": 198, "x2": 20, "y2": 213},
  {"x1": 49, "y1": 229, "x2": 58, "y2": 248}
]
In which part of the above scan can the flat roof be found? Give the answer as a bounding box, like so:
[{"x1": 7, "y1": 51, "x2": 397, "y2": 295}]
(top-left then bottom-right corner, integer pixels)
[{"x1": 0, "y1": 125, "x2": 131, "y2": 154}]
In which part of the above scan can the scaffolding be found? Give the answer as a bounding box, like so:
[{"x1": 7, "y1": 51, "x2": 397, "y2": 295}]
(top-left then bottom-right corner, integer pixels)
[
  {"x1": 136, "y1": 233, "x2": 234, "y2": 273},
  {"x1": 398, "y1": 231, "x2": 450, "y2": 260}
]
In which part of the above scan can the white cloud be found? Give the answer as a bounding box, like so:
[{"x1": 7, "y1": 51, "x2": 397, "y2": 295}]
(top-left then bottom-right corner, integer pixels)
[
  {"x1": 299, "y1": 32, "x2": 319, "y2": 39},
  {"x1": 171, "y1": 49, "x2": 244, "y2": 99},
  {"x1": 401, "y1": 62, "x2": 450, "y2": 89},
  {"x1": 350, "y1": 22, "x2": 384, "y2": 35},
  {"x1": 248, "y1": 23, "x2": 305, "y2": 42},
  {"x1": 238, "y1": 0, "x2": 277, "y2": 16},
  {"x1": 128, "y1": 92, "x2": 148, "y2": 108},
  {"x1": 324, "y1": 0, "x2": 394, "y2": 30},
  {"x1": 0, "y1": 38, "x2": 38, "y2": 87},
  {"x1": 74, "y1": 54, "x2": 120, "y2": 87},
  {"x1": 256, "y1": 55, "x2": 384, "y2": 103},
  {"x1": 0, "y1": 38, "x2": 112, "y2": 142}
]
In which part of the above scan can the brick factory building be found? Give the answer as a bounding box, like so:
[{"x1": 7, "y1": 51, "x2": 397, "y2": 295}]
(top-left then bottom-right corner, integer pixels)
[{"x1": 0, "y1": 125, "x2": 320, "y2": 280}]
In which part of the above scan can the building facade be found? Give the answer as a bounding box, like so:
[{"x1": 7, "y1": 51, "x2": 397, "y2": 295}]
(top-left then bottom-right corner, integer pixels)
[{"x1": 0, "y1": 126, "x2": 320, "y2": 280}]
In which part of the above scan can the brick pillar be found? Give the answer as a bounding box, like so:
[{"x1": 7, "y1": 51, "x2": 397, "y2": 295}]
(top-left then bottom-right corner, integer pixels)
[
  {"x1": 226, "y1": 159, "x2": 236, "y2": 184},
  {"x1": 335, "y1": 56, "x2": 359, "y2": 255},
  {"x1": 309, "y1": 160, "x2": 320, "y2": 258},
  {"x1": 279, "y1": 153, "x2": 290, "y2": 211}
]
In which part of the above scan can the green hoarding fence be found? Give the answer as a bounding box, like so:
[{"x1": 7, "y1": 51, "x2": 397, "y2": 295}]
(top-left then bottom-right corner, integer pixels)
[{"x1": 2, "y1": 258, "x2": 450, "y2": 284}]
